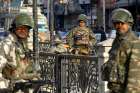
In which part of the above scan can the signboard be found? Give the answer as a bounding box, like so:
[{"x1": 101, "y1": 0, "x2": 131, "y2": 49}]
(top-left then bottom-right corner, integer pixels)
[{"x1": 0, "y1": 0, "x2": 22, "y2": 13}]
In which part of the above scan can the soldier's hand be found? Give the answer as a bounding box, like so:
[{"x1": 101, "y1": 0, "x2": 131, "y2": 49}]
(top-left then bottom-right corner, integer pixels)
[
  {"x1": 108, "y1": 82, "x2": 122, "y2": 93},
  {"x1": 101, "y1": 62, "x2": 113, "y2": 81}
]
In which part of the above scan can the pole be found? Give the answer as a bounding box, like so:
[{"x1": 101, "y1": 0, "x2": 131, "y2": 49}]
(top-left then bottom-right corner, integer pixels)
[
  {"x1": 50, "y1": 0, "x2": 55, "y2": 46},
  {"x1": 33, "y1": 0, "x2": 40, "y2": 71},
  {"x1": 47, "y1": 0, "x2": 50, "y2": 31},
  {"x1": 90, "y1": 0, "x2": 93, "y2": 28},
  {"x1": 102, "y1": 0, "x2": 107, "y2": 37}
]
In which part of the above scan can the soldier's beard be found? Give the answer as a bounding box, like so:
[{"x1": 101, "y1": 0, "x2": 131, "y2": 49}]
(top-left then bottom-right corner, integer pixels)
[
  {"x1": 116, "y1": 30, "x2": 127, "y2": 36},
  {"x1": 116, "y1": 26, "x2": 131, "y2": 36}
]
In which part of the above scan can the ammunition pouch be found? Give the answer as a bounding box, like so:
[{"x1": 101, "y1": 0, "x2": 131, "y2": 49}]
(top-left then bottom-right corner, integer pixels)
[
  {"x1": 74, "y1": 40, "x2": 89, "y2": 45},
  {"x1": 74, "y1": 34, "x2": 82, "y2": 41},
  {"x1": 74, "y1": 35, "x2": 89, "y2": 45},
  {"x1": 69, "y1": 46, "x2": 90, "y2": 55}
]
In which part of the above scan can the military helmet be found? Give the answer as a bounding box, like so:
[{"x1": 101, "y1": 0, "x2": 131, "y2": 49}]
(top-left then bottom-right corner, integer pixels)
[
  {"x1": 13, "y1": 13, "x2": 34, "y2": 29},
  {"x1": 78, "y1": 14, "x2": 87, "y2": 22},
  {"x1": 111, "y1": 8, "x2": 133, "y2": 24},
  {"x1": 54, "y1": 37, "x2": 62, "y2": 44}
]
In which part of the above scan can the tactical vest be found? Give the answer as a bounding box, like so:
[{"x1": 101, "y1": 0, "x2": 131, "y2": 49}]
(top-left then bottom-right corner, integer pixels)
[{"x1": 73, "y1": 27, "x2": 90, "y2": 46}]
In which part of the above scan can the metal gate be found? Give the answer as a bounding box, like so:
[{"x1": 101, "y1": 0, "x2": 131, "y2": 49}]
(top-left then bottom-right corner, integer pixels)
[
  {"x1": 0, "y1": 43, "x2": 99, "y2": 93},
  {"x1": 39, "y1": 52, "x2": 99, "y2": 93}
]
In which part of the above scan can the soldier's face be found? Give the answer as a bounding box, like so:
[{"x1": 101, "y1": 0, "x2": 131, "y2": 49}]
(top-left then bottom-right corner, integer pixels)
[
  {"x1": 113, "y1": 22, "x2": 129, "y2": 34},
  {"x1": 15, "y1": 25, "x2": 29, "y2": 39},
  {"x1": 79, "y1": 21, "x2": 86, "y2": 27}
]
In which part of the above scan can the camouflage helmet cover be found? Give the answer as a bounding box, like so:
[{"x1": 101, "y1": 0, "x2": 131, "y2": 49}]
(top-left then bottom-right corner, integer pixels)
[
  {"x1": 111, "y1": 8, "x2": 133, "y2": 24},
  {"x1": 54, "y1": 37, "x2": 62, "y2": 44},
  {"x1": 78, "y1": 14, "x2": 87, "y2": 22},
  {"x1": 14, "y1": 13, "x2": 34, "y2": 28}
]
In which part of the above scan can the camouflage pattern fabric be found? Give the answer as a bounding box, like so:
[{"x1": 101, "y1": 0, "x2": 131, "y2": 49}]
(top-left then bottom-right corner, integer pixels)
[
  {"x1": 101, "y1": 30, "x2": 138, "y2": 93},
  {"x1": 0, "y1": 33, "x2": 38, "y2": 80},
  {"x1": 49, "y1": 43, "x2": 68, "y2": 53},
  {"x1": 0, "y1": 34, "x2": 17, "y2": 71},
  {"x1": 111, "y1": 8, "x2": 133, "y2": 25},
  {"x1": 66, "y1": 26, "x2": 96, "y2": 55},
  {"x1": 126, "y1": 40, "x2": 140, "y2": 93}
]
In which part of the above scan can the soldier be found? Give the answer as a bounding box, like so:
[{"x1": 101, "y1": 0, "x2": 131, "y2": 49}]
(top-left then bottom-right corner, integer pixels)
[
  {"x1": 66, "y1": 14, "x2": 96, "y2": 55},
  {"x1": 49, "y1": 37, "x2": 68, "y2": 53},
  {"x1": 0, "y1": 13, "x2": 39, "y2": 86},
  {"x1": 101, "y1": 8, "x2": 139, "y2": 93}
]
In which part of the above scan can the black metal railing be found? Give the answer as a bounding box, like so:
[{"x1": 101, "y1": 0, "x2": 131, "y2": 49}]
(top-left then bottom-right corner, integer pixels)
[
  {"x1": 39, "y1": 42, "x2": 51, "y2": 52},
  {"x1": 38, "y1": 52, "x2": 99, "y2": 93},
  {"x1": 0, "y1": 42, "x2": 99, "y2": 93}
]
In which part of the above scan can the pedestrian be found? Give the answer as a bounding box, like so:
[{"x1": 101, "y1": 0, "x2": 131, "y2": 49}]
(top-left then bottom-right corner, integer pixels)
[
  {"x1": 66, "y1": 14, "x2": 96, "y2": 55},
  {"x1": 101, "y1": 8, "x2": 140, "y2": 93},
  {"x1": 93, "y1": 26, "x2": 107, "y2": 42},
  {"x1": 0, "y1": 13, "x2": 40, "y2": 83}
]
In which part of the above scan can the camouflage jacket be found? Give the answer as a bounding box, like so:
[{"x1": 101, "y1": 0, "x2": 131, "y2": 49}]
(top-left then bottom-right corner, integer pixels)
[
  {"x1": 126, "y1": 40, "x2": 140, "y2": 93},
  {"x1": 66, "y1": 26, "x2": 96, "y2": 48},
  {"x1": 66, "y1": 26, "x2": 96, "y2": 54},
  {"x1": 0, "y1": 33, "x2": 33, "y2": 80},
  {"x1": 102, "y1": 30, "x2": 138, "y2": 93},
  {"x1": 0, "y1": 34, "x2": 18, "y2": 74}
]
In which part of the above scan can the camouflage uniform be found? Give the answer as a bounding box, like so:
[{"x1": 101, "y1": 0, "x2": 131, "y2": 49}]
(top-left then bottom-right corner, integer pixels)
[
  {"x1": 107, "y1": 30, "x2": 138, "y2": 93},
  {"x1": 0, "y1": 13, "x2": 38, "y2": 82},
  {"x1": 126, "y1": 40, "x2": 140, "y2": 93},
  {"x1": 101, "y1": 8, "x2": 139, "y2": 93},
  {"x1": 49, "y1": 37, "x2": 68, "y2": 53},
  {"x1": 67, "y1": 14, "x2": 96, "y2": 55}
]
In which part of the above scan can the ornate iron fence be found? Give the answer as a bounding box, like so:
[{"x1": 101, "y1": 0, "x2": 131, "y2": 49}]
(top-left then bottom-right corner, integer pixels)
[
  {"x1": 39, "y1": 42, "x2": 51, "y2": 52},
  {"x1": 0, "y1": 42, "x2": 99, "y2": 93},
  {"x1": 39, "y1": 52, "x2": 99, "y2": 93}
]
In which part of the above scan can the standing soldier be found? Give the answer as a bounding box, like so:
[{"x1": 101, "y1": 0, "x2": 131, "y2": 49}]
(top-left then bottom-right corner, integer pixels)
[
  {"x1": 66, "y1": 14, "x2": 96, "y2": 55},
  {"x1": 66, "y1": 14, "x2": 96, "y2": 93},
  {"x1": 0, "y1": 13, "x2": 39, "y2": 89},
  {"x1": 101, "y1": 8, "x2": 140, "y2": 93}
]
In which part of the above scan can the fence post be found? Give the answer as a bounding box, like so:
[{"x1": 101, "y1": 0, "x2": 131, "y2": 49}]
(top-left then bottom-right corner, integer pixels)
[{"x1": 97, "y1": 39, "x2": 113, "y2": 93}]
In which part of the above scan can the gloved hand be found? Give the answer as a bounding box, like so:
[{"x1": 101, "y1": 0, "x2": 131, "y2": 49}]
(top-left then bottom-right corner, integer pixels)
[{"x1": 101, "y1": 61, "x2": 113, "y2": 81}]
